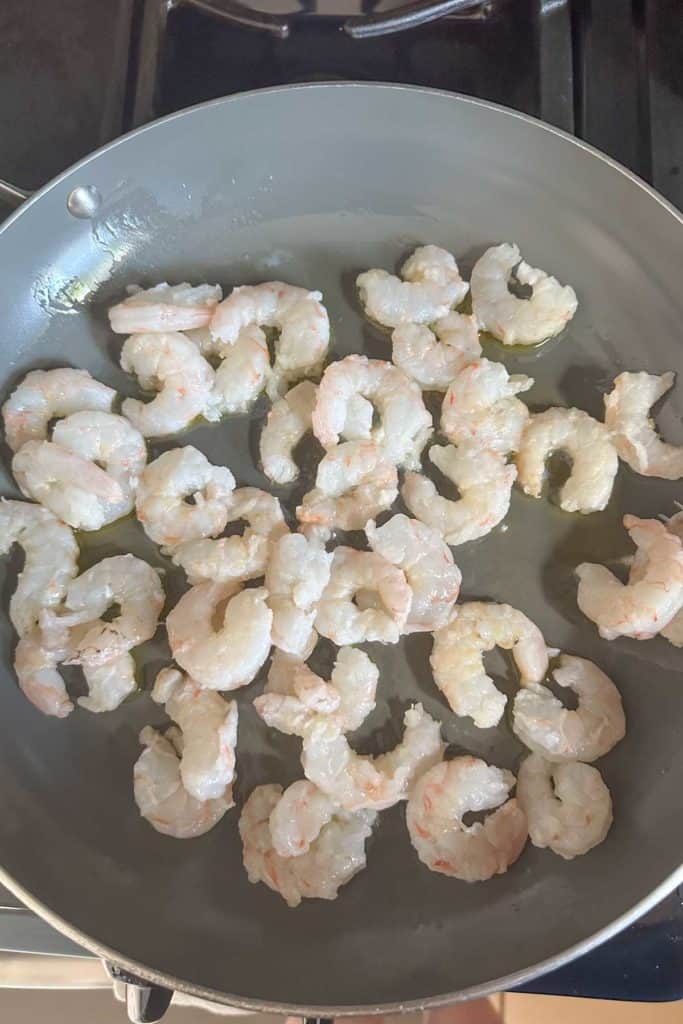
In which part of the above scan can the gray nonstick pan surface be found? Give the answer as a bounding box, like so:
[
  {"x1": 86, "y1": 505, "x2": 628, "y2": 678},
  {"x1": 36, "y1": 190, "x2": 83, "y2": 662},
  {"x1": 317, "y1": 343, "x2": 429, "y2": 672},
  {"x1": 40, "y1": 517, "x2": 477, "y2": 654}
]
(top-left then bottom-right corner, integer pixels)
[{"x1": 0, "y1": 84, "x2": 681, "y2": 1013}]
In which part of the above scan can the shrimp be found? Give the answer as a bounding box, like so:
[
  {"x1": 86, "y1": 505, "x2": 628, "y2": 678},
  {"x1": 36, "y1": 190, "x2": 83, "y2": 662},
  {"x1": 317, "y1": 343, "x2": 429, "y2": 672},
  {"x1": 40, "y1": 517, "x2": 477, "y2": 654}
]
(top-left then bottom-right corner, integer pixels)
[
  {"x1": 604, "y1": 371, "x2": 683, "y2": 480},
  {"x1": 516, "y1": 753, "x2": 612, "y2": 860},
  {"x1": 134, "y1": 725, "x2": 233, "y2": 839},
  {"x1": 172, "y1": 487, "x2": 288, "y2": 584},
  {"x1": 357, "y1": 245, "x2": 468, "y2": 328},
  {"x1": 260, "y1": 381, "x2": 317, "y2": 486},
  {"x1": 109, "y1": 282, "x2": 222, "y2": 334},
  {"x1": 302, "y1": 703, "x2": 444, "y2": 812},
  {"x1": 406, "y1": 757, "x2": 528, "y2": 882},
  {"x1": 315, "y1": 546, "x2": 412, "y2": 645},
  {"x1": 470, "y1": 243, "x2": 577, "y2": 345},
  {"x1": 14, "y1": 625, "x2": 73, "y2": 718},
  {"x1": 512, "y1": 655, "x2": 625, "y2": 762},
  {"x1": 2, "y1": 367, "x2": 116, "y2": 453},
  {"x1": 441, "y1": 358, "x2": 534, "y2": 454},
  {"x1": 120, "y1": 332, "x2": 214, "y2": 437},
  {"x1": 391, "y1": 312, "x2": 481, "y2": 391},
  {"x1": 152, "y1": 667, "x2": 238, "y2": 802},
  {"x1": 239, "y1": 782, "x2": 375, "y2": 907},
  {"x1": 366, "y1": 514, "x2": 461, "y2": 633},
  {"x1": 52, "y1": 410, "x2": 147, "y2": 510},
  {"x1": 0, "y1": 499, "x2": 78, "y2": 637},
  {"x1": 80, "y1": 653, "x2": 137, "y2": 713},
  {"x1": 135, "y1": 446, "x2": 235, "y2": 551},
  {"x1": 265, "y1": 533, "x2": 332, "y2": 657},
  {"x1": 516, "y1": 407, "x2": 618, "y2": 514},
  {"x1": 402, "y1": 443, "x2": 516, "y2": 546},
  {"x1": 268, "y1": 780, "x2": 336, "y2": 858},
  {"x1": 167, "y1": 581, "x2": 272, "y2": 690},
  {"x1": 312, "y1": 355, "x2": 433, "y2": 469},
  {"x1": 659, "y1": 511, "x2": 683, "y2": 646},
  {"x1": 254, "y1": 646, "x2": 378, "y2": 736},
  {"x1": 431, "y1": 602, "x2": 549, "y2": 729},
  {"x1": 576, "y1": 515, "x2": 683, "y2": 640},
  {"x1": 204, "y1": 325, "x2": 270, "y2": 420},
  {"x1": 296, "y1": 441, "x2": 398, "y2": 533}
]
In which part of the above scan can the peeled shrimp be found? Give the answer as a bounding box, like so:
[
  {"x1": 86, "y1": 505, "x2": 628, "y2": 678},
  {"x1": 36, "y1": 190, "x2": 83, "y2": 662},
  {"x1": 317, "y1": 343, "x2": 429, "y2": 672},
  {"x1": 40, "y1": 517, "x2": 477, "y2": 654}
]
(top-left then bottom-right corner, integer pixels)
[
  {"x1": 470, "y1": 243, "x2": 577, "y2": 345},
  {"x1": 604, "y1": 371, "x2": 683, "y2": 480},
  {"x1": 52, "y1": 410, "x2": 146, "y2": 510},
  {"x1": 260, "y1": 381, "x2": 317, "y2": 486},
  {"x1": 391, "y1": 312, "x2": 481, "y2": 390},
  {"x1": 302, "y1": 703, "x2": 444, "y2": 812},
  {"x1": 204, "y1": 324, "x2": 270, "y2": 420},
  {"x1": 167, "y1": 581, "x2": 272, "y2": 690},
  {"x1": 576, "y1": 515, "x2": 683, "y2": 640},
  {"x1": 357, "y1": 245, "x2": 468, "y2": 328},
  {"x1": 240, "y1": 782, "x2": 375, "y2": 907},
  {"x1": 402, "y1": 443, "x2": 516, "y2": 546},
  {"x1": 120, "y1": 332, "x2": 214, "y2": 436},
  {"x1": 441, "y1": 358, "x2": 534, "y2": 454},
  {"x1": 513, "y1": 655, "x2": 625, "y2": 762},
  {"x1": 516, "y1": 753, "x2": 612, "y2": 860},
  {"x1": 516, "y1": 407, "x2": 618, "y2": 514},
  {"x1": 265, "y1": 533, "x2": 332, "y2": 657},
  {"x1": 3, "y1": 368, "x2": 116, "y2": 453},
  {"x1": 109, "y1": 282, "x2": 222, "y2": 334},
  {"x1": 80, "y1": 653, "x2": 137, "y2": 713},
  {"x1": 660, "y1": 511, "x2": 683, "y2": 646},
  {"x1": 366, "y1": 514, "x2": 461, "y2": 633},
  {"x1": 431, "y1": 601, "x2": 549, "y2": 728},
  {"x1": 315, "y1": 546, "x2": 411, "y2": 645},
  {"x1": 312, "y1": 355, "x2": 432, "y2": 469},
  {"x1": 406, "y1": 757, "x2": 528, "y2": 882},
  {"x1": 14, "y1": 625, "x2": 73, "y2": 718},
  {"x1": 268, "y1": 780, "x2": 336, "y2": 858},
  {"x1": 296, "y1": 440, "x2": 398, "y2": 533},
  {"x1": 134, "y1": 725, "x2": 233, "y2": 839}
]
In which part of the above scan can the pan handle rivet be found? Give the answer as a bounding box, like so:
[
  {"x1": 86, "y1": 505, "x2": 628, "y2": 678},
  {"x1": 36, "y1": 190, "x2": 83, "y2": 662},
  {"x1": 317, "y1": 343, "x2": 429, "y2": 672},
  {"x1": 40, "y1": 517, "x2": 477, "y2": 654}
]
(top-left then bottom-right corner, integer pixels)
[{"x1": 66, "y1": 185, "x2": 101, "y2": 219}]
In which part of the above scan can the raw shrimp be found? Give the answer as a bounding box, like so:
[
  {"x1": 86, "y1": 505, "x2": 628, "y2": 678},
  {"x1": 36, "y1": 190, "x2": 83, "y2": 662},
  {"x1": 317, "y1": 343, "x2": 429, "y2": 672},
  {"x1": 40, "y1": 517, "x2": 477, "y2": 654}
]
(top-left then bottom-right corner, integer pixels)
[
  {"x1": 516, "y1": 407, "x2": 618, "y2": 513},
  {"x1": 402, "y1": 443, "x2": 516, "y2": 546},
  {"x1": 366, "y1": 514, "x2": 461, "y2": 633},
  {"x1": 167, "y1": 581, "x2": 272, "y2": 690},
  {"x1": 204, "y1": 324, "x2": 270, "y2": 420},
  {"x1": 120, "y1": 332, "x2": 214, "y2": 437},
  {"x1": 52, "y1": 411, "x2": 146, "y2": 512},
  {"x1": 406, "y1": 757, "x2": 528, "y2": 882},
  {"x1": 109, "y1": 282, "x2": 222, "y2": 334},
  {"x1": 431, "y1": 601, "x2": 549, "y2": 729},
  {"x1": 470, "y1": 243, "x2": 577, "y2": 345},
  {"x1": 296, "y1": 441, "x2": 398, "y2": 533},
  {"x1": 152, "y1": 668, "x2": 238, "y2": 802},
  {"x1": 391, "y1": 312, "x2": 481, "y2": 390},
  {"x1": 240, "y1": 782, "x2": 375, "y2": 907},
  {"x1": 659, "y1": 511, "x2": 683, "y2": 646},
  {"x1": 268, "y1": 780, "x2": 336, "y2": 858},
  {"x1": 512, "y1": 655, "x2": 625, "y2": 762},
  {"x1": 0, "y1": 499, "x2": 78, "y2": 636},
  {"x1": 254, "y1": 646, "x2": 379, "y2": 736},
  {"x1": 260, "y1": 381, "x2": 317, "y2": 485},
  {"x1": 80, "y1": 653, "x2": 137, "y2": 713},
  {"x1": 357, "y1": 245, "x2": 468, "y2": 328},
  {"x1": 516, "y1": 753, "x2": 612, "y2": 860},
  {"x1": 315, "y1": 546, "x2": 411, "y2": 645},
  {"x1": 576, "y1": 515, "x2": 683, "y2": 640},
  {"x1": 135, "y1": 446, "x2": 235, "y2": 550},
  {"x1": 172, "y1": 487, "x2": 288, "y2": 584},
  {"x1": 604, "y1": 371, "x2": 683, "y2": 480},
  {"x1": 312, "y1": 355, "x2": 433, "y2": 469},
  {"x1": 14, "y1": 625, "x2": 73, "y2": 718},
  {"x1": 302, "y1": 703, "x2": 444, "y2": 812},
  {"x1": 441, "y1": 358, "x2": 534, "y2": 454},
  {"x1": 265, "y1": 533, "x2": 332, "y2": 657},
  {"x1": 2, "y1": 367, "x2": 116, "y2": 453},
  {"x1": 134, "y1": 726, "x2": 233, "y2": 839}
]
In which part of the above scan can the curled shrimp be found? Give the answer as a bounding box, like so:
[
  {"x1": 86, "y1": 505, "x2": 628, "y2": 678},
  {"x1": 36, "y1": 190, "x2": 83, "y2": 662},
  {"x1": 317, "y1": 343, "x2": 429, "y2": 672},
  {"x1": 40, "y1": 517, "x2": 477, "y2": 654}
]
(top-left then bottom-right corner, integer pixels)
[
  {"x1": 52, "y1": 410, "x2": 146, "y2": 507},
  {"x1": 513, "y1": 655, "x2": 625, "y2": 762},
  {"x1": 265, "y1": 533, "x2": 332, "y2": 657},
  {"x1": 109, "y1": 282, "x2": 222, "y2": 334},
  {"x1": 357, "y1": 245, "x2": 468, "y2": 328},
  {"x1": 315, "y1": 546, "x2": 412, "y2": 645},
  {"x1": 470, "y1": 243, "x2": 577, "y2": 345},
  {"x1": 79, "y1": 653, "x2": 137, "y2": 713},
  {"x1": 120, "y1": 332, "x2": 214, "y2": 437},
  {"x1": 366, "y1": 514, "x2": 461, "y2": 633},
  {"x1": 402, "y1": 443, "x2": 516, "y2": 546},
  {"x1": 441, "y1": 358, "x2": 534, "y2": 454},
  {"x1": 14, "y1": 625, "x2": 74, "y2": 718},
  {"x1": 406, "y1": 757, "x2": 528, "y2": 882},
  {"x1": 516, "y1": 753, "x2": 612, "y2": 860},
  {"x1": 431, "y1": 601, "x2": 549, "y2": 728},
  {"x1": 516, "y1": 407, "x2": 618, "y2": 514},
  {"x1": 203, "y1": 324, "x2": 270, "y2": 420},
  {"x1": 604, "y1": 371, "x2": 683, "y2": 480},
  {"x1": 576, "y1": 515, "x2": 683, "y2": 640},
  {"x1": 260, "y1": 381, "x2": 317, "y2": 486},
  {"x1": 268, "y1": 779, "x2": 336, "y2": 858},
  {"x1": 391, "y1": 312, "x2": 481, "y2": 390},
  {"x1": 296, "y1": 440, "x2": 398, "y2": 533}
]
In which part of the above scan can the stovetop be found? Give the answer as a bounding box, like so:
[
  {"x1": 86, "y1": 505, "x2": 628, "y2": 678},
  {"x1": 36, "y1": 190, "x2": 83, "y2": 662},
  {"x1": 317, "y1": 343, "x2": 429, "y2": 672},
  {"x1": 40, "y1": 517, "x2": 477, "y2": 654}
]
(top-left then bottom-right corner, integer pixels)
[{"x1": 0, "y1": 0, "x2": 681, "y2": 1005}]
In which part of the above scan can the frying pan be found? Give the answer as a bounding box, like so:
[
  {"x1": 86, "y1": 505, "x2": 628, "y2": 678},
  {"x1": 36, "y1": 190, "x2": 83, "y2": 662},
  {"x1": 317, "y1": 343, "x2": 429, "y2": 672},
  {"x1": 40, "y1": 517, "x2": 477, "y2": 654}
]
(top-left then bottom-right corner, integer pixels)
[{"x1": 0, "y1": 83, "x2": 681, "y2": 1016}]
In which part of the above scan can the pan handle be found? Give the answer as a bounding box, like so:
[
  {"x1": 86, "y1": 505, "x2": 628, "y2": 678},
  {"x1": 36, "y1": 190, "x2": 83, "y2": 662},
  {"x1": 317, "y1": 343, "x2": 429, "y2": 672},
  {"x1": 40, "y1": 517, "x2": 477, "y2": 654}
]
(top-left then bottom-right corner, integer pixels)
[
  {"x1": 0, "y1": 179, "x2": 31, "y2": 210},
  {"x1": 105, "y1": 963, "x2": 174, "y2": 1023},
  {"x1": 343, "y1": 0, "x2": 493, "y2": 38}
]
